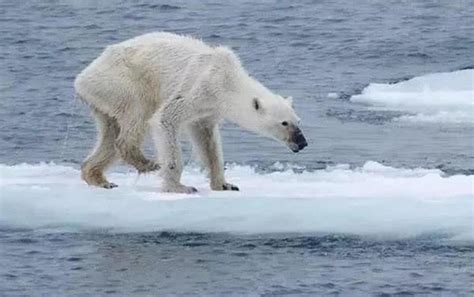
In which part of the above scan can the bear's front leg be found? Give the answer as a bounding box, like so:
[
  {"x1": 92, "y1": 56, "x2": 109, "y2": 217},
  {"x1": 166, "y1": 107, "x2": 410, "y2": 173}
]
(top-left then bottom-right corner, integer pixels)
[
  {"x1": 151, "y1": 113, "x2": 197, "y2": 194},
  {"x1": 188, "y1": 121, "x2": 239, "y2": 191}
]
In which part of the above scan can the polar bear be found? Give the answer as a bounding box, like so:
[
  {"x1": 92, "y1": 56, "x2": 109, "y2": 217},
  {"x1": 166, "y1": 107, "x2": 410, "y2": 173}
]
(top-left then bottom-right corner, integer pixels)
[{"x1": 75, "y1": 32, "x2": 307, "y2": 193}]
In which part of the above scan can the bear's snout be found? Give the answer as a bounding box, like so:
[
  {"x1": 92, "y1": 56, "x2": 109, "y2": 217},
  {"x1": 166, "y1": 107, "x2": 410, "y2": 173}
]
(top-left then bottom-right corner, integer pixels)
[{"x1": 289, "y1": 127, "x2": 308, "y2": 153}]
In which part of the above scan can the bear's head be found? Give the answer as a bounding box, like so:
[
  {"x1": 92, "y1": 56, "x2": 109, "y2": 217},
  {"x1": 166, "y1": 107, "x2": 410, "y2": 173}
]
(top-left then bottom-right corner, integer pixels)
[
  {"x1": 233, "y1": 86, "x2": 307, "y2": 153},
  {"x1": 213, "y1": 46, "x2": 307, "y2": 152}
]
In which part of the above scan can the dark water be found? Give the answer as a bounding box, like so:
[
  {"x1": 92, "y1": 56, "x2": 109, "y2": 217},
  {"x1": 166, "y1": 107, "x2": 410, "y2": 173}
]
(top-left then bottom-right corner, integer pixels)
[
  {"x1": 1, "y1": 0, "x2": 473, "y2": 296},
  {"x1": 1, "y1": 231, "x2": 473, "y2": 296}
]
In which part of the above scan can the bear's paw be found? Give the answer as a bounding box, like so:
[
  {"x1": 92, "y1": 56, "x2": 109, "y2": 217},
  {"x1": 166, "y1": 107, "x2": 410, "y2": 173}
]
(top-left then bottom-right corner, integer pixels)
[{"x1": 214, "y1": 183, "x2": 239, "y2": 191}]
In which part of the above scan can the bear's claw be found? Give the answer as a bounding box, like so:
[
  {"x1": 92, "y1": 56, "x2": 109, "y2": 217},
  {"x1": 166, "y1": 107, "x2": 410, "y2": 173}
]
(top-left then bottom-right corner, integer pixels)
[
  {"x1": 101, "y1": 182, "x2": 118, "y2": 189},
  {"x1": 222, "y1": 183, "x2": 239, "y2": 191}
]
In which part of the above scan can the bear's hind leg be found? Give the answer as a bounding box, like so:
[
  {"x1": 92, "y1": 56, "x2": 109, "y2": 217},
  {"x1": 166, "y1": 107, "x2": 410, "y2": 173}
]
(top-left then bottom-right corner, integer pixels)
[
  {"x1": 81, "y1": 109, "x2": 119, "y2": 189},
  {"x1": 115, "y1": 115, "x2": 159, "y2": 174}
]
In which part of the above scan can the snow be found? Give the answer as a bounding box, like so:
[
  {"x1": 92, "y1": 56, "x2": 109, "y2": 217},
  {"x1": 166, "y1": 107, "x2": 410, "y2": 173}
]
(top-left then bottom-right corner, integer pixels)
[
  {"x1": 0, "y1": 162, "x2": 472, "y2": 239},
  {"x1": 351, "y1": 69, "x2": 474, "y2": 124}
]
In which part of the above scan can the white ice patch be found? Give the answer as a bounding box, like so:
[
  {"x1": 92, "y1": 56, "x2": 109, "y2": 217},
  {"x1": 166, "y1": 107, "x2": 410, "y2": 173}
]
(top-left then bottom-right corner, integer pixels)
[
  {"x1": 0, "y1": 162, "x2": 473, "y2": 240},
  {"x1": 351, "y1": 69, "x2": 474, "y2": 124}
]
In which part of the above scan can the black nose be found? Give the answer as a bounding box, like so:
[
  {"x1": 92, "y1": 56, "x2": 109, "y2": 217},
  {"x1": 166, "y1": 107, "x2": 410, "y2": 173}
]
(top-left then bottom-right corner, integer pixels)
[
  {"x1": 295, "y1": 133, "x2": 307, "y2": 150},
  {"x1": 297, "y1": 138, "x2": 308, "y2": 150},
  {"x1": 291, "y1": 128, "x2": 308, "y2": 152}
]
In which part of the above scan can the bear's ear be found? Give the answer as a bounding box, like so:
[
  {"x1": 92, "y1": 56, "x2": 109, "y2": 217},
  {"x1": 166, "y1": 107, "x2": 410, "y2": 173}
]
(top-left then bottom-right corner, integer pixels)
[
  {"x1": 253, "y1": 97, "x2": 262, "y2": 112},
  {"x1": 286, "y1": 96, "x2": 294, "y2": 107}
]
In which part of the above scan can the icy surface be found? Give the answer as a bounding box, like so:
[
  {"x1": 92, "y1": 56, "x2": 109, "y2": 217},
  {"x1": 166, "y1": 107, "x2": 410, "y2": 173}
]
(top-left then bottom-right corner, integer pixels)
[
  {"x1": 351, "y1": 70, "x2": 474, "y2": 123},
  {"x1": 1, "y1": 162, "x2": 472, "y2": 239}
]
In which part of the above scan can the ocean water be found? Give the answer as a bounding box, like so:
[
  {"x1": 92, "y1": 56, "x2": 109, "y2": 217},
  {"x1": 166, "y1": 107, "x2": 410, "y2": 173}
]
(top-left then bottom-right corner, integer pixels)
[{"x1": 1, "y1": 0, "x2": 473, "y2": 296}]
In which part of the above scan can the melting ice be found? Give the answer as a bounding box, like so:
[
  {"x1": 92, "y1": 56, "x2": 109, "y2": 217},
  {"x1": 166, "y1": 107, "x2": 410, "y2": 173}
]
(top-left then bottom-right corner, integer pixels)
[
  {"x1": 1, "y1": 162, "x2": 472, "y2": 240},
  {"x1": 351, "y1": 69, "x2": 474, "y2": 123}
]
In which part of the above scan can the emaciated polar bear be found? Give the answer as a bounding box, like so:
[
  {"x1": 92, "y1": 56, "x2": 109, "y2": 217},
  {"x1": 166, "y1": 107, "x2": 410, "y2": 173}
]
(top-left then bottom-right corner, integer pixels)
[{"x1": 75, "y1": 32, "x2": 307, "y2": 193}]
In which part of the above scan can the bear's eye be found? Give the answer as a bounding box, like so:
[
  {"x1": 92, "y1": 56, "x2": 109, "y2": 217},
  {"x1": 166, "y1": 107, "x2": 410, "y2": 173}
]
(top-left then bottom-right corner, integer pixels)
[
  {"x1": 253, "y1": 98, "x2": 260, "y2": 111},
  {"x1": 281, "y1": 121, "x2": 288, "y2": 126}
]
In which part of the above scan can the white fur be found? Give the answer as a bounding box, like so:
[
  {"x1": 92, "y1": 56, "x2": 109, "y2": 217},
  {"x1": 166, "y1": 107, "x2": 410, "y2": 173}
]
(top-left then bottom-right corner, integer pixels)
[{"x1": 75, "y1": 32, "x2": 302, "y2": 193}]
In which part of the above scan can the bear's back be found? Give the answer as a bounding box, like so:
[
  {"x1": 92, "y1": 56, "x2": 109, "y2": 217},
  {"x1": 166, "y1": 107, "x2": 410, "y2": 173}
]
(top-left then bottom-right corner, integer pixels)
[{"x1": 114, "y1": 32, "x2": 214, "y2": 57}]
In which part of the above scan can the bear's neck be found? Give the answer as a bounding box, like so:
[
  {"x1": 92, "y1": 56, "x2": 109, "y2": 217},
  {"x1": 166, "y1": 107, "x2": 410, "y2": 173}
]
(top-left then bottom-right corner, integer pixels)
[
  {"x1": 220, "y1": 73, "x2": 267, "y2": 129},
  {"x1": 220, "y1": 93, "x2": 245, "y2": 125}
]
